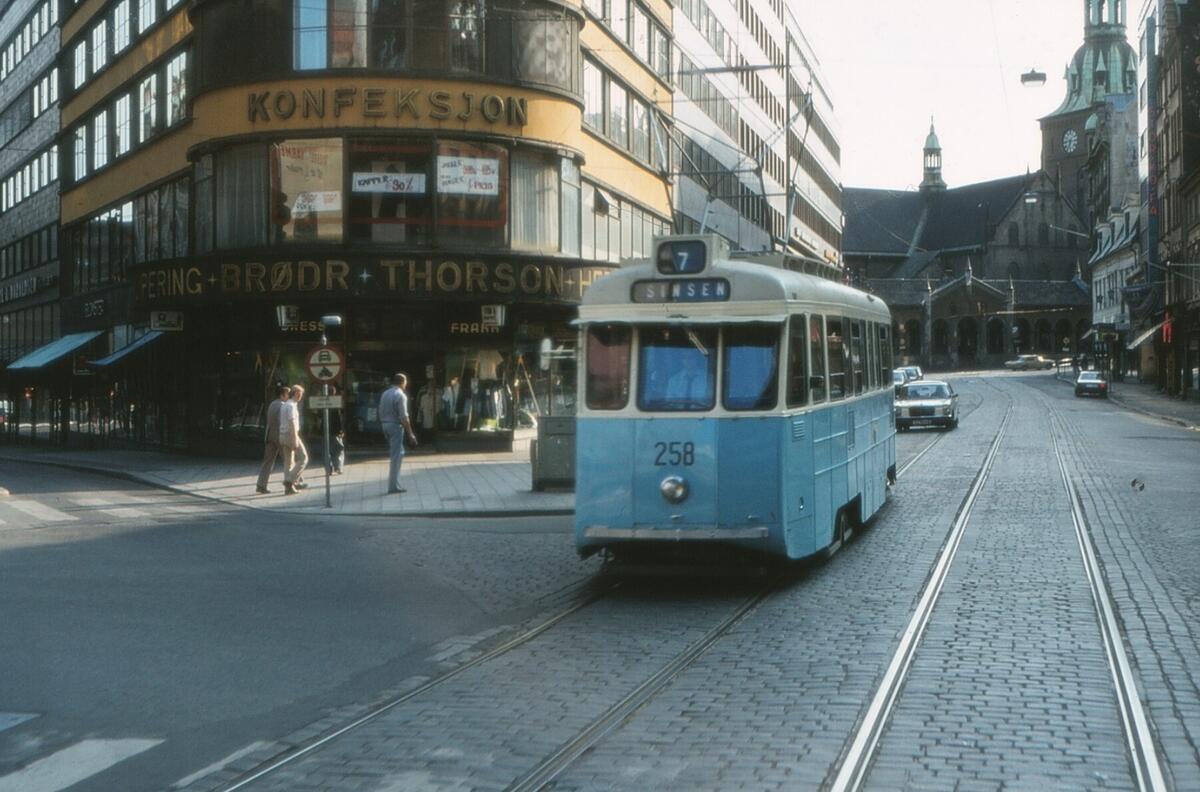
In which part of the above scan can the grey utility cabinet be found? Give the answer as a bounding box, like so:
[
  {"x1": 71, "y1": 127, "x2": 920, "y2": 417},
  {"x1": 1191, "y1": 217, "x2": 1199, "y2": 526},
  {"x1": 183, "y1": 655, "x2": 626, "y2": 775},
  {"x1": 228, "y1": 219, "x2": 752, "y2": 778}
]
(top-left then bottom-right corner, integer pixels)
[{"x1": 530, "y1": 415, "x2": 575, "y2": 491}]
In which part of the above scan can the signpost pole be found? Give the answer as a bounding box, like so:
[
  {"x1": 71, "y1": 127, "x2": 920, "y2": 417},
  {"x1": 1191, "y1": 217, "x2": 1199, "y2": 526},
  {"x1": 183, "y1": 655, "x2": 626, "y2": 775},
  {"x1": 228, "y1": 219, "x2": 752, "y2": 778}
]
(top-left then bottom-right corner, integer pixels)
[{"x1": 321, "y1": 325, "x2": 332, "y2": 510}]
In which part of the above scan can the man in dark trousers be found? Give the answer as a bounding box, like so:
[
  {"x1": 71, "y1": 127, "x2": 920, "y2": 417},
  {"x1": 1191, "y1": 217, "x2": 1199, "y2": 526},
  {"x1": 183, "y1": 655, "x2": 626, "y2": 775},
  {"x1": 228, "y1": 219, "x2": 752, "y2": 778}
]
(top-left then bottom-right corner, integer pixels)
[
  {"x1": 257, "y1": 385, "x2": 292, "y2": 494},
  {"x1": 379, "y1": 373, "x2": 418, "y2": 493}
]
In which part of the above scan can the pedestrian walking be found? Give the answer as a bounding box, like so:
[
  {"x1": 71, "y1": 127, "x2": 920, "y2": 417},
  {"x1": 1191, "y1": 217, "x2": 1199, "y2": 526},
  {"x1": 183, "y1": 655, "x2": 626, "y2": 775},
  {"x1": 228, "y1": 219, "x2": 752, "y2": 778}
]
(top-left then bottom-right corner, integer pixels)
[
  {"x1": 379, "y1": 373, "x2": 418, "y2": 493},
  {"x1": 256, "y1": 384, "x2": 292, "y2": 494},
  {"x1": 281, "y1": 384, "x2": 309, "y2": 495},
  {"x1": 331, "y1": 430, "x2": 346, "y2": 474}
]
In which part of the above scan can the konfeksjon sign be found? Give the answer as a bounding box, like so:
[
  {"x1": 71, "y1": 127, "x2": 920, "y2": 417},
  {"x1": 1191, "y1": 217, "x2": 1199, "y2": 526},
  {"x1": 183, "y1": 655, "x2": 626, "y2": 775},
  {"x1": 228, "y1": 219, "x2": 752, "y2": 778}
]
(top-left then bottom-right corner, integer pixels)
[
  {"x1": 247, "y1": 87, "x2": 529, "y2": 127},
  {"x1": 136, "y1": 258, "x2": 614, "y2": 304}
]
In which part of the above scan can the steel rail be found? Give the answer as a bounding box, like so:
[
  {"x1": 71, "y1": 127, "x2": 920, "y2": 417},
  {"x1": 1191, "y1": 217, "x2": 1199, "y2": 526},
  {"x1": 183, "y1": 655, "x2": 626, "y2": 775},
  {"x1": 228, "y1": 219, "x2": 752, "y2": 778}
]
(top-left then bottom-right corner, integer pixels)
[
  {"x1": 219, "y1": 583, "x2": 616, "y2": 791},
  {"x1": 1048, "y1": 410, "x2": 1168, "y2": 792},
  {"x1": 827, "y1": 403, "x2": 1014, "y2": 792},
  {"x1": 504, "y1": 588, "x2": 772, "y2": 792}
]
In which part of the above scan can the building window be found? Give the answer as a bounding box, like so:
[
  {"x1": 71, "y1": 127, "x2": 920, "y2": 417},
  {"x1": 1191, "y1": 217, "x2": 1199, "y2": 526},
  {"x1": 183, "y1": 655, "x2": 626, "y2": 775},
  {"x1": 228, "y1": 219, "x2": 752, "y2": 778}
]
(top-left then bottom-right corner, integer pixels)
[
  {"x1": 73, "y1": 41, "x2": 87, "y2": 89},
  {"x1": 139, "y1": 0, "x2": 157, "y2": 34},
  {"x1": 331, "y1": 0, "x2": 368, "y2": 67},
  {"x1": 610, "y1": 0, "x2": 628, "y2": 43},
  {"x1": 510, "y1": 149, "x2": 560, "y2": 252},
  {"x1": 140, "y1": 74, "x2": 159, "y2": 141},
  {"x1": 347, "y1": 139, "x2": 432, "y2": 244},
  {"x1": 448, "y1": 0, "x2": 485, "y2": 71},
  {"x1": 167, "y1": 52, "x2": 188, "y2": 124},
  {"x1": 114, "y1": 0, "x2": 131, "y2": 52},
  {"x1": 295, "y1": 0, "x2": 329, "y2": 69},
  {"x1": 583, "y1": 59, "x2": 604, "y2": 130},
  {"x1": 270, "y1": 139, "x2": 344, "y2": 243},
  {"x1": 91, "y1": 21, "x2": 108, "y2": 73},
  {"x1": 216, "y1": 144, "x2": 267, "y2": 248},
  {"x1": 74, "y1": 127, "x2": 88, "y2": 180},
  {"x1": 93, "y1": 110, "x2": 109, "y2": 169},
  {"x1": 631, "y1": 99, "x2": 650, "y2": 162},
  {"x1": 561, "y1": 157, "x2": 580, "y2": 256},
  {"x1": 115, "y1": 94, "x2": 132, "y2": 156},
  {"x1": 607, "y1": 80, "x2": 627, "y2": 147}
]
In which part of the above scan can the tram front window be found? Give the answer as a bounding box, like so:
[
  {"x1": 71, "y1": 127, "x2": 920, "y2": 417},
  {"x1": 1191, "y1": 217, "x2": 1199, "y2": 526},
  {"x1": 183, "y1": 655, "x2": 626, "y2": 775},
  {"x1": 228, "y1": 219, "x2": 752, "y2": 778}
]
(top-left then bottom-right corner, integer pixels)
[
  {"x1": 638, "y1": 325, "x2": 717, "y2": 412},
  {"x1": 585, "y1": 324, "x2": 631, "y2": 410},
  {"x1": 723, "y1": 324, "x2": 780, "y2": 411}
]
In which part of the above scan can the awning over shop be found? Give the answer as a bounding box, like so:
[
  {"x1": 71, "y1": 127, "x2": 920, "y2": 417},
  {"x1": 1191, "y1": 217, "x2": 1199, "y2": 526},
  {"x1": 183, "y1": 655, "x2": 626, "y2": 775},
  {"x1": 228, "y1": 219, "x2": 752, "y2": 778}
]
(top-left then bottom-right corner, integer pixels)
[
  {"x1": 89, "y1": 331, "x2": 164, "y2": 367},
  {"x1": 6, "y1": 331, "x2": 103, "y2": 371},
  {"x1": 1126, "y1": 320, "x2": 1167, "y2": 350}
]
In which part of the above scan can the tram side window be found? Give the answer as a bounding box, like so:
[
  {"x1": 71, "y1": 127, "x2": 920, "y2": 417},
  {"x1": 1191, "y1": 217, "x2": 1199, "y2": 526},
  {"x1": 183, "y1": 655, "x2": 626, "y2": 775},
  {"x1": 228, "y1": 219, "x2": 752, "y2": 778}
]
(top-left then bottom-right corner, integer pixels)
[
  {"x1": 867, "y1": 321, "x2": 879, "y2": 390},
  {"x1": 786, "y1": 314, "x2": 807, "y2": 407},
  {"x1": 724, "y1": 324, "x2": 780, "y2": 411},
  {"x1": 809, "y1": 315, "x2": 827, "y2": 403},
  {"x1": 851, "y1": 320, "x2": 866, "y2": 395},
  {"x1": 826, "y1": 316, "x2": 847, "y2": 400},
  {"x1": 638, "y1": 324, "x2": 717, "y2": 412},
  {"x1": 585, "y1": 324, "x2": 631, "y2": 410},
  {"x1": 878, "y1": 324, "x2": 891, "y2": 385}
]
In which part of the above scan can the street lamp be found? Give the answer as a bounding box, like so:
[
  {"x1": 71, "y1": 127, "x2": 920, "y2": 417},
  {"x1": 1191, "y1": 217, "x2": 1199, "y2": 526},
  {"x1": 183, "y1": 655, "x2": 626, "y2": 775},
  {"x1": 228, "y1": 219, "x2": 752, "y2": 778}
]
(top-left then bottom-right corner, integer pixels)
[
  {"x1": 1020, "y1": 69, "x2": 1047, "y2": 87},
  {"x1": 319, "y1": 314, "x2": 342, "y2": 509}
]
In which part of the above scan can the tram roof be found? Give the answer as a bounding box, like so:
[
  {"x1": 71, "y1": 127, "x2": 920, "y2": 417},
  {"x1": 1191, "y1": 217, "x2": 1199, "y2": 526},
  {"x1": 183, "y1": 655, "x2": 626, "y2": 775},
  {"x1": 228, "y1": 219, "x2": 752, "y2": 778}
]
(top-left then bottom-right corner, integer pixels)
[{"x1": 578, "y1": 258, "x2": 891, "y2": 324}]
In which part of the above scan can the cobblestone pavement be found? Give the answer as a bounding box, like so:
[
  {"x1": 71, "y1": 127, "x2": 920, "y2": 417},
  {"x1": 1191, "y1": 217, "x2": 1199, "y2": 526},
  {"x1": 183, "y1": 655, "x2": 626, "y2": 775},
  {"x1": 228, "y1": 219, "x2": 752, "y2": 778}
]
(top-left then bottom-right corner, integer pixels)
[
  {"x1": 866, "y1": 377, "x2": 1131, "y2": 790},
  {"x1": 1030, "y1": 374, "x2": 1200, "y2": 791}
]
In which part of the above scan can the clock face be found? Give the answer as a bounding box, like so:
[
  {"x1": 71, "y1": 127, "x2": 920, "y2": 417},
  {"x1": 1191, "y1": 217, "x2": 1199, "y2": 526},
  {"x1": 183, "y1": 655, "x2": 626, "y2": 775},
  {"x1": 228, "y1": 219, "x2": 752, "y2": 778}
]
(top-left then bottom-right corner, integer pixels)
[{"x1": 1062, "y1": 129, "x2": 1079, "y2": 153}]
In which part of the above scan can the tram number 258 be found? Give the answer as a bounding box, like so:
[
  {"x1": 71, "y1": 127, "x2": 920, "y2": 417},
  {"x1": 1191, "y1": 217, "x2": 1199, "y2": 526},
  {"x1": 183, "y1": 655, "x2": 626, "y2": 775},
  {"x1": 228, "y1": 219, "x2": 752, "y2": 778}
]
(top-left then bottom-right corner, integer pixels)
[{"x1": 654, "y1": 441, "x2": 695, "y2": 466}]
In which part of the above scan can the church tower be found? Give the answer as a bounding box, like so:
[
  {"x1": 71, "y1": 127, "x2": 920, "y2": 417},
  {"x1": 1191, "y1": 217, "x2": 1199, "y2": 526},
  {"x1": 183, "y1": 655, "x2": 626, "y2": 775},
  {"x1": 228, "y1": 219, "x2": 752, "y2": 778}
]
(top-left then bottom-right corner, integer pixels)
[
  {"x1": 921, "y1": 120, "x2": 946, "y2": 194},
  {"x1": 1040, "y1": 0, "x2": 1137, "y2": 214}
]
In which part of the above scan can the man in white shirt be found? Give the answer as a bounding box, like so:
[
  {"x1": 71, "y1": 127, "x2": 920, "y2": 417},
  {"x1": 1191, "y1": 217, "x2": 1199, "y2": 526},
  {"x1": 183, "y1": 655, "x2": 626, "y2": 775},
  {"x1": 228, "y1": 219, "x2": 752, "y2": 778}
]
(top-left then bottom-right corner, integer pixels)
[
  {"x1": 379, "y1": 373, "x2": 418, "y2": 493},
  {"x1": 280, "y1": 384, "x2": 308, "y2": 495}
]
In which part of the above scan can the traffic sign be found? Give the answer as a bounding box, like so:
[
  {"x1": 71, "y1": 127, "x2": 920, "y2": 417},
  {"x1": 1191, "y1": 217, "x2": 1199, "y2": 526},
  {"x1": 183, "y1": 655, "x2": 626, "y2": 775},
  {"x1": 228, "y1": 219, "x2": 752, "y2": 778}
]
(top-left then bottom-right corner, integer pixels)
[
  {"x1": 307, "y1": 345, "x2": 344, "y2": 382},
  {"x1": 308, "y1": 394, "x2": 343, "y2": 410}
]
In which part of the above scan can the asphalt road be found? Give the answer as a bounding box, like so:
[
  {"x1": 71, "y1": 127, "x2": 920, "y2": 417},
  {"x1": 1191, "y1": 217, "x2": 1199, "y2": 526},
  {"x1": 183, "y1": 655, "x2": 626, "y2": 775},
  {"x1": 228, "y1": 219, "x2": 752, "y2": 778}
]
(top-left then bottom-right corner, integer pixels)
[{"x1": 1, "y1": 369, "x2": 1197, "y2": 791}]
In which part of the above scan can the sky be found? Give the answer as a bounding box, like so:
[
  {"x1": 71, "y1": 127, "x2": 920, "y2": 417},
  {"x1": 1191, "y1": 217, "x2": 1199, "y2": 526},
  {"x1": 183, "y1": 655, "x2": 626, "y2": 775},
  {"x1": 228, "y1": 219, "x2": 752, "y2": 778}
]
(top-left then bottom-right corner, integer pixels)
[{"x1": 799, "y1": 0, "x2": 1138, "y2": 191}]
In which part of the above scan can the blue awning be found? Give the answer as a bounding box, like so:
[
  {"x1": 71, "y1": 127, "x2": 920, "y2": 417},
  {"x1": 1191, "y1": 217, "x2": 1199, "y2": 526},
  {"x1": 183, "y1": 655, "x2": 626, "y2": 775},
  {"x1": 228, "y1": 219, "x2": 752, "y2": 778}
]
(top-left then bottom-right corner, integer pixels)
[
  {"x1": 89, "y1": 331, "x2": 164, "y2": 367},
  {"x1": 6, "y1": 331, "x2": 103, "y2": 371}
]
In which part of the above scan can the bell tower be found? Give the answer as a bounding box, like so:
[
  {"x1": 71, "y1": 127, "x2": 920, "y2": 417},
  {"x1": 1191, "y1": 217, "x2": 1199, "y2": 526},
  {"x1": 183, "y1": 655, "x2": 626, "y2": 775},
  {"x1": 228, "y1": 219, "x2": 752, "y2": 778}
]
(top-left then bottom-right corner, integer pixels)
[{"x1": 921, "y1": 119, "x2": 946, "y2": 194}]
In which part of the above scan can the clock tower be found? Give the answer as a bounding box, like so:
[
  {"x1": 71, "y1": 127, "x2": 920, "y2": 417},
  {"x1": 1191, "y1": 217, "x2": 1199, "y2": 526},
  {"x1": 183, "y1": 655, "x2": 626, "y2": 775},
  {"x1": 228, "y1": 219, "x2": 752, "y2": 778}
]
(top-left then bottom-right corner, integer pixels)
[{"x1": 1040, "y1": 0, "x2": 1137, "y2": 215}]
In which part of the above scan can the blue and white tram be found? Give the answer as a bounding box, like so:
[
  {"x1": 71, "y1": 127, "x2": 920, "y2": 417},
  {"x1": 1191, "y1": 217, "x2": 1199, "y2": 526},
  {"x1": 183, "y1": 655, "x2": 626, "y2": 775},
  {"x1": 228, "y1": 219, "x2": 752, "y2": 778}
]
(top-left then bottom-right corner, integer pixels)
[{"x1": 574, "y1": 235, "x2": 897, "y2": 561}]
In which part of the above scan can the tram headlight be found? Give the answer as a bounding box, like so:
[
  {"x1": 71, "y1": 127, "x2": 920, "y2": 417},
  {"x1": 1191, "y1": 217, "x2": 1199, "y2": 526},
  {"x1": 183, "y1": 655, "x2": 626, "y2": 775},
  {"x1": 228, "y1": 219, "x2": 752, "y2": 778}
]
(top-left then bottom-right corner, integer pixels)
[{"x1": 660, "y1": 475, "x2": 689, "y2": 505}]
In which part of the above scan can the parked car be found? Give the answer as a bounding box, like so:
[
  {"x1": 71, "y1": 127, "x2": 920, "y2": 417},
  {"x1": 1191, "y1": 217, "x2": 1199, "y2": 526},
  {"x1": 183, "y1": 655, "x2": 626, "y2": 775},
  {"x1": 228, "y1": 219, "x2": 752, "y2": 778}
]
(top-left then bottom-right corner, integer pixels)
[
  {"x1": 895, "y1": 380, "x2": 959, "y2": 431},
  {"x1": 892, "y1": 369, "x2": 909, "y2": 395},
  {"x1": 901, "y1": 365, "x2": 923, "y2": 381},
  {"x1": 1004, "y1": 354, "x2": 1055, "y2": 370},
  {"x1": 1074, "y1": 371, "x2": 1109, "y2": 398}
]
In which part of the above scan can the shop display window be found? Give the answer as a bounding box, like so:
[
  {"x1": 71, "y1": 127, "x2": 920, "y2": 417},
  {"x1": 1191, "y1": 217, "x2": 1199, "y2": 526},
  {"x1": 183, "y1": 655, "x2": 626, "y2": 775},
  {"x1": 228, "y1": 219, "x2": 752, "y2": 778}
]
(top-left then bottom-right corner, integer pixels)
[
  {"x1": 270, "y1": 138, "x2": 344, "y2": 244},
  {"x1": 435, "y1": 141, "x2": 507, "y2": 248},
  {"x1": 348, "y1": 140, "x2": 432, "y2": 244}
]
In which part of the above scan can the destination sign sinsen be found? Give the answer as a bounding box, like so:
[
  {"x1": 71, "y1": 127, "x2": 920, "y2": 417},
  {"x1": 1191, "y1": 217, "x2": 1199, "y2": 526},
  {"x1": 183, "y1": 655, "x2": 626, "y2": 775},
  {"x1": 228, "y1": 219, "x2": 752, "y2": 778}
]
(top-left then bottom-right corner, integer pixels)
[{"x1": 631, "y1": 278, "x2": 731, "y2": 303}]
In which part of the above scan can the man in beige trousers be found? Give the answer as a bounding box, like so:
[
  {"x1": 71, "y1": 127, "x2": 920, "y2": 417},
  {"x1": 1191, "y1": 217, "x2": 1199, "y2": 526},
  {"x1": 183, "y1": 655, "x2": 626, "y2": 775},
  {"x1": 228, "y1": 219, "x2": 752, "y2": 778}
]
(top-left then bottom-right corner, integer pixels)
[
  {"x1": 256, "y1": 385, "x2": 292, "y2": 494},
  {"x1": 281, "y1": 384, "x2": 309, "y2": 495}
]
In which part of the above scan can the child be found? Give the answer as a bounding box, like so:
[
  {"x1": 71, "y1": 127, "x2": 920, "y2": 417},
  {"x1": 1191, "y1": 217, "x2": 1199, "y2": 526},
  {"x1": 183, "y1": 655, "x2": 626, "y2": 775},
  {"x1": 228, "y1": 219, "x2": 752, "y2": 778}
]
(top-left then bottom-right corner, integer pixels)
[{"x1": 332, "y1": 430, "x2": 346, "y2": 474}]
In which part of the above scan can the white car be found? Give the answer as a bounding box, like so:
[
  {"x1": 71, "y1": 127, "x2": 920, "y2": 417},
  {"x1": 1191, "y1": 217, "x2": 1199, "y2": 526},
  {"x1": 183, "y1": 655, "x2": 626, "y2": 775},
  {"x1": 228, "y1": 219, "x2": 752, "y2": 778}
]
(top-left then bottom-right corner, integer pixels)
[
  {"x1": 1004, "y1": 354, "x2": 1055, "y2": 371},
  {"x1": 895, "y1": 380, "x2": 959, "y2": 431}
]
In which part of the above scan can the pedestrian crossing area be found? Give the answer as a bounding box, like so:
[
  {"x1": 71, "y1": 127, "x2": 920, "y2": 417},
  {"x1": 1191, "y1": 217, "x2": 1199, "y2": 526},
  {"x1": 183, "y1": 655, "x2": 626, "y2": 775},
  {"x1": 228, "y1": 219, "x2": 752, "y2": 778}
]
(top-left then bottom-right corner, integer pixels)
[{"x1": 0, "y1": 490, "x2": 224, "y2": 528}]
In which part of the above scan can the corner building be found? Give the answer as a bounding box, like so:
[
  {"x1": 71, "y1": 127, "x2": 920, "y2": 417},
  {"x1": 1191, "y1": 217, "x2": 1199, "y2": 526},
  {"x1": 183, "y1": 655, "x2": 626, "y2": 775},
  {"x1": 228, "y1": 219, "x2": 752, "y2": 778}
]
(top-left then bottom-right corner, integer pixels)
[{"x1": 58, "y1": 0, "x2": 673, "y2": 453}]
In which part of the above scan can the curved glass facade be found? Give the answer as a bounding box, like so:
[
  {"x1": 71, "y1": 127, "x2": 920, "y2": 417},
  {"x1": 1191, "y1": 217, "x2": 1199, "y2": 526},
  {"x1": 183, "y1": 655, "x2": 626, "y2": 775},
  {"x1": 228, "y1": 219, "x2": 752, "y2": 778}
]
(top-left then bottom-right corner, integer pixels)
[{"x1": 192, "y1": 0, "x2": 582, "y2": 97}]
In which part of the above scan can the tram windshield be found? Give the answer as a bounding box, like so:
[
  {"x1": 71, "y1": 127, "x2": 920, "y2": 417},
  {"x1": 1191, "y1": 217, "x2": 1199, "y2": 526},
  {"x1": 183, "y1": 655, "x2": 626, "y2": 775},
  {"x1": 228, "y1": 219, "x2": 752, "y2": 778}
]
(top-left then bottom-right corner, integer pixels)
[
  {"x1": 638, "y1": 325, "x2": 718, "y2": 411},
  {"x1": 723, "y1": 324, "x2": 780, "y2": 411}
]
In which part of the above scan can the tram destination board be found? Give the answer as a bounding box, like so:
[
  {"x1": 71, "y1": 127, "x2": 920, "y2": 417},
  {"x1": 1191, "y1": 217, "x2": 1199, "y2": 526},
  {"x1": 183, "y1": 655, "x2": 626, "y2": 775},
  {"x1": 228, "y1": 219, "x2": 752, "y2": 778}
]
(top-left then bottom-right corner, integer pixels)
[{"x1": 631, "y1": 278, "x2": 731, "y2": 303}]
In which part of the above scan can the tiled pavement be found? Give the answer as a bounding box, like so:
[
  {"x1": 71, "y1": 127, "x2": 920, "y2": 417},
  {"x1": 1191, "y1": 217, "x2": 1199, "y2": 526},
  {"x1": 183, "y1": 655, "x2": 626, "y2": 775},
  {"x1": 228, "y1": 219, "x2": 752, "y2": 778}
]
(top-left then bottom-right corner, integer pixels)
[{"x1": 0, "y1": 445, "x2": 573, "y2": 517}]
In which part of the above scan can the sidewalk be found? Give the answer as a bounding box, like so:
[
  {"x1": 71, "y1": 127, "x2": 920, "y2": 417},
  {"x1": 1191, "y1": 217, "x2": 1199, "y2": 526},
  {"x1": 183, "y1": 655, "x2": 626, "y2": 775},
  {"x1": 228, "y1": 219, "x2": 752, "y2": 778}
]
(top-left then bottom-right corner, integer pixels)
[
  {"x1": 1056, "y1": 369, "x2": 1200, "y2": 430},
  {"x1": 0, "y1": 444, "x2": 574, "y2": 517}
]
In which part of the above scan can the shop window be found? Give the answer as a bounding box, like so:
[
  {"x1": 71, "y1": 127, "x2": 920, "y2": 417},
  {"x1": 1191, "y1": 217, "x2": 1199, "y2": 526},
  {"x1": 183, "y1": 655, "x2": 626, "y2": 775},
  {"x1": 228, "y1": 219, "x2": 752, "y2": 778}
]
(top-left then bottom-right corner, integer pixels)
[
  {"x1": 216, "y1": 144, "x2": 267, "y2": 248},
  {"x1": 826, "y1": 316, "x2": 846, "y2": 400},
  {"x1": 347, "y1": 139, "x2": 432, "y2": 244},
  {"x1": 586, "y1": 324, "x2": 631, "y2": 409},
  {"x1": 435, "y1": 140, "x2": 506, "y2": 247},
  {"x1": 510, "y1": 149, "x2": 560, "y2": 253},
  {"x1": 270, "y1": 138, "x2": 344, "y2": 243},
  {"x1": 194, "y1": 155, "x2": 213, "y2": 254}
]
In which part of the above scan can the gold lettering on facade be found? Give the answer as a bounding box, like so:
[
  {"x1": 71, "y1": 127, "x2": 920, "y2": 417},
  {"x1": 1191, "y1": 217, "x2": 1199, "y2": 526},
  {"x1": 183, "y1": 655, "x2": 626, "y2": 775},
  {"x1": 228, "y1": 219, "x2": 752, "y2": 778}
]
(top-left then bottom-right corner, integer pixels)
[
  {"x1": 409, "y1": 259, "x2": 433, "y2": 291},
  {"x1": 518, "y1": 264, "x2": 542, "y2": 294},
  {"x1": 170, "y1": 268, "x2": 185, "y2": 295},
  {"x1": 428, "y1": 90, "x2": 452, "y2": 120},
  {"x1": 381, "y1": 259, "x2": 403, "y2": 289},
  {"x1": 362, "y1": 87, "x2": 385, "y2": 117},
  {"x1": 302, "y1": 88, "x2": 326, "y2": 118},
  {"x1": 273, "y1": 90, "x2": 297, "y2": 119},
  {"x1": 269, "y1": 261, "x2": 293, "y2": 291},
  {"x1": 396, "y1": 89, "x2": 420, "y2": 119},
  {"x1": 245, "y1": 262, "x2": 267, "y2": 292},
  {"x1": 333, "y1": 87, "x2": 356, "y2": 117},
  {"x1": 480, "y1": 94, "x2": 504, "y2": 123},
  {"x1": 186, "y1": 267, "x2": 202, "y2": 294},
  {"x1": 435, "y1": 260, "x2": 463, "y2": 291},
  {"x1": 326, "y1": 260, "x2": 350, "y2": 291},
  {"x1": 493, "y1": 262, "x2": 515, "y2": 293},
  {"x1": 465, "y1": 260, "x2": 487, "y2": 292},
  {"x1": 298, "y1": 261, "x2": 321, "y2": 291},
  {"x1": 507, "y1": 97, "x2": 528, "y2": 126},
  {"x1": 222, "y1": 263, "x2": 241, "y2": 292},
  {"x1": 248, "y1": 92, "x2": 270, "y2": 122},
  {"x1": 458, "y1": 92, "x2": 474, "y2": 121}
]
